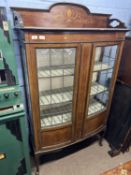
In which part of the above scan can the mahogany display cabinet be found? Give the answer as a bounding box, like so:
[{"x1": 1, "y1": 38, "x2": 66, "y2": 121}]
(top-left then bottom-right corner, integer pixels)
[{"x1": 12, "y1": 2, "x2": 127, "y2": 163}]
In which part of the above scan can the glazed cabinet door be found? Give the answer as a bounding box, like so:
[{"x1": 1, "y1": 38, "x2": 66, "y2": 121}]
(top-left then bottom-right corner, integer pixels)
[
  {"x1": 83, "y1": 42, "x2": 123, "y2": 137},
  {"x1": 26, "y1": 43, "x2": 81, "y2": 151}
]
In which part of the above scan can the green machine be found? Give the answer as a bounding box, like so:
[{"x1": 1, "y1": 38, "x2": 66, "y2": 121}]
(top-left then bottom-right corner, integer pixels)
[{"x1": 0, "y1": 7, "x2": 31, "y2": 175}]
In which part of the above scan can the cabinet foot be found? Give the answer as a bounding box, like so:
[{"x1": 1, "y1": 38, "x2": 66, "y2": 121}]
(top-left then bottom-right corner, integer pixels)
[
  {"x1": 97, "y1": 129, "x2": 106, "y2": 146},
  {"x1": 98, "y1": 134, "x2": 103, "y2": 146},
  {"x1": 35, "y1": 172, "x2": 39, "y2": 175},
  {"x1": 35, "y1": 154, "x2": 40, "y2": 174}
]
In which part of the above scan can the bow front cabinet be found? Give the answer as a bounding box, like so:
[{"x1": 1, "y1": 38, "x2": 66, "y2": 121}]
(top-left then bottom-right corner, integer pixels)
[{"x1": 12, "y1": 3, "x2": 127, "y2": 153}]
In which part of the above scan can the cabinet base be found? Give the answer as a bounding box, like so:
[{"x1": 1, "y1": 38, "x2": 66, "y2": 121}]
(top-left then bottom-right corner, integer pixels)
[{"x1": 33, "y1": 128, "x2": 105, "y2": 172}]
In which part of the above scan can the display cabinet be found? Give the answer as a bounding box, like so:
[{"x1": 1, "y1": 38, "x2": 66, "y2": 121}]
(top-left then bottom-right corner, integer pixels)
[{"x1": 12, "y1": 3, "x2": 127, "y2": 161}]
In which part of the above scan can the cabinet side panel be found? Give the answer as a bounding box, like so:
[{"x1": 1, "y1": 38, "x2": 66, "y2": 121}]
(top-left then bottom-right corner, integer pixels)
[
  {"x1": 25, "y1": 41, "x2": 41, "y2": 151},
  {"x1": 118, "y1": 37, "x2": 131, "y2": 86}
]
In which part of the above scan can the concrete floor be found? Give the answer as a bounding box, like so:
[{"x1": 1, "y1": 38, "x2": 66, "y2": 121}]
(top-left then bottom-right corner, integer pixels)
[{"x1": 32, "y1": 140, "x2": 131, "y2": 175}]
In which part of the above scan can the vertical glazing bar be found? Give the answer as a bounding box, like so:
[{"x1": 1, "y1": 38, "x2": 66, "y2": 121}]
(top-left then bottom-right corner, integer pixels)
[
  {"x1": 62, "y1": 48, "x2": 65, "y2": 123},
  {"x1": 50, "y1": 49, "x2": 53, "y2": 126}
]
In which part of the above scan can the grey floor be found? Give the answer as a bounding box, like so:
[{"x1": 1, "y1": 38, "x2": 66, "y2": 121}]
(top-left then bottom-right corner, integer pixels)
[{"x1": 32, "y1": 140, "x2": 131, "y2": 175}]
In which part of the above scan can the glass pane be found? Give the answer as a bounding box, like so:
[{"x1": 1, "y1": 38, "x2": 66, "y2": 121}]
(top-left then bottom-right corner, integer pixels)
[
  {"x1": 36, "y1": 48, "x2": 76, "y2": 128},
  {"x1": 87, "y1": 45, "x2": 118, "y2": 117}
]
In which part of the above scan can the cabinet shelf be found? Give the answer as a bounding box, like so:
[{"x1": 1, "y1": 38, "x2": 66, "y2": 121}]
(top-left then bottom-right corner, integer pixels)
[
  {"x1": 41, "y1": 103, "x2": 72, "y2": 128},
  {"x1": 39, "y1": 83, "x2": 107, "y2": 106},
  {"x1": 88, "y1": 100, "x2": 105, "y2": 116},
  {"x1": 38, "y1": 64, "x2": 74, "y2": 78},
  {"x1": 93, "y1": 62, "x2": 112, "y2": 72},
  {"x1": 40, "y1": 95, "x2": 72, "y2": 128},
  {"x1": 41, "y1": 112, "x2": 71, "y2": 128},
  {"x1": 90, "y1": 83, "x2": 107, "y2": 96},
  {"x1": 39, "y1": 86, "x2": 73, "y2": 106},
  {"x1": 40, "y1": 103, "x2": 72, "y2": 117}
]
